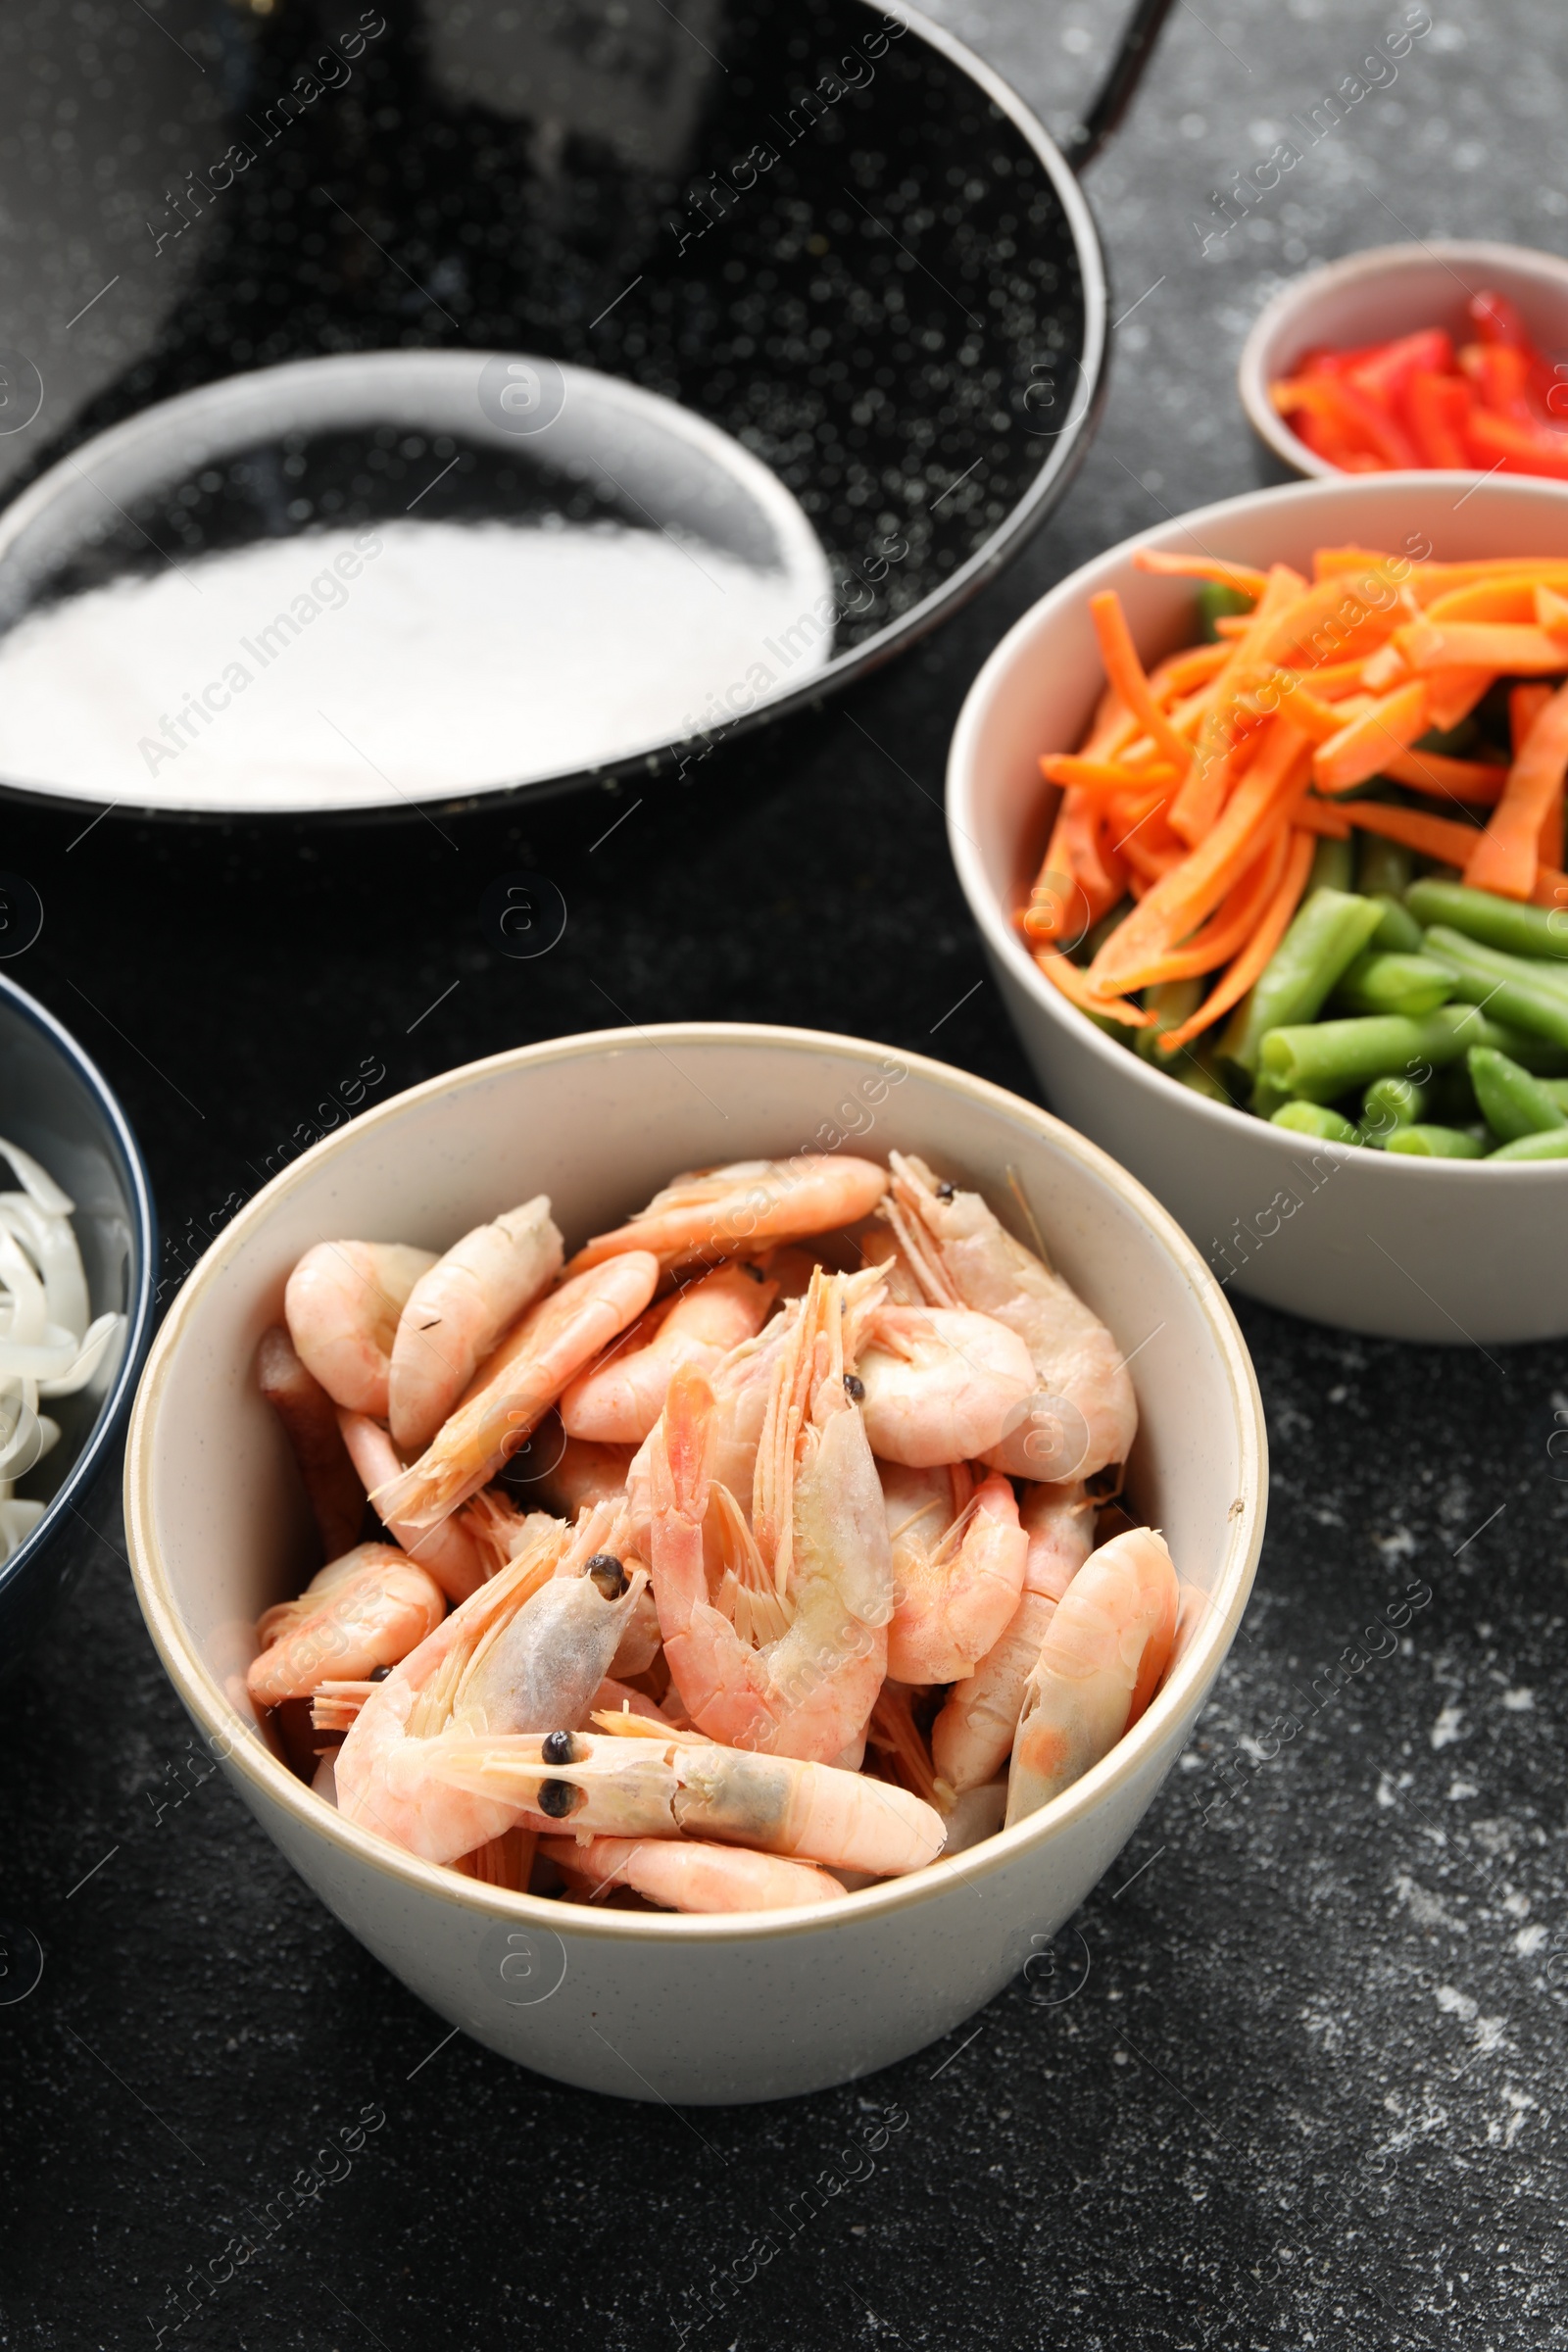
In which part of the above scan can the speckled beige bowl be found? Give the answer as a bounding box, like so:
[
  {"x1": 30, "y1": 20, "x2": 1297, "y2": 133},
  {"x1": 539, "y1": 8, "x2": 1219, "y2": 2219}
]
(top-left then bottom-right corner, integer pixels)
[{"x1": 124, "y1": 1025, "x2": 1263, "y2": 2104}]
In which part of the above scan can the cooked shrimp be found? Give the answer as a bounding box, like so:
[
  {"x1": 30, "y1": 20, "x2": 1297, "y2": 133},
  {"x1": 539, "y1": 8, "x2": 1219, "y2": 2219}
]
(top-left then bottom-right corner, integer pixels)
[
  {"x1": 858, "y1": 1305, "x2": 1035, "y2": 1468},
  {"x1": 373, "y1": 1252, "x2": 660, "y2": 1529},
  {"x1": 1004, "y1": 1526, "x2": 1178, "y2": 1826},
  {"x1": 534, "y1": 1429, "x2": 636, "y2": 1518},
  {"x1": 882, "y1": 1153, "x2": 1137, "y2": 1482},
  {"x1": 388, "y1": 1197, "x2": 563, "y2": 1453},
  {"x1": 884, "y1": 1469, "x2": 1027, "y2": 1686},
  {"x1": 931, "y1": 1479, "x2": 1095, "y2": 1794},
  {"x1": 422, "y1": 1722, "x2": 944, "y2": 1875},
  {"x1": 648, "y1": 1270, "x2": 892, "y2": 1762},
  {"x1": 561, "y1": 1263, "x2": 777, "y2": 1445},
  {"x1": 565, "y1": 1155, "x2": 888, "y2": 1274},
  {"x1": 335, "y1": 1503, "x2": 646, "y2": 1862},
  {"x1": 256, "y1": 1325, "x2": 366, "y2": 1560},
  {"x1": 337, "y1": 1410, "x2": 486, "y2": 1603},
  {"x1": 543, "y1": 1833, "x2": 845, "y2": 1912},
  {"x1": 247, "y1": 1543, "x2": 445, "y2": 1706},
  {"x1": 283, "y1": 1241, "x2": 435, "y2": 1418}
]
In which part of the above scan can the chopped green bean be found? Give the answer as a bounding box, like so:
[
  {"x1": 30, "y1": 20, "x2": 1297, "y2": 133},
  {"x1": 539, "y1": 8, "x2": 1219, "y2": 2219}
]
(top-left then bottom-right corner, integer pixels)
[
  {"x1": 1335, "y1": 950, "x2": 1454, "y2": 1019},
  {"x1": 1356, "y1": 834, "x2": 1412, "y2": 899},
  {"x1": 1384, "y1": 1124, "x2": 1488, "y2": 1158},
  {"x1": 1490, "y1": 1127, "x2": 1568, "y2": 1161},
  {"x1": 1270, "y1": 1101, "x2": 1362, "y2": 1145},
  {"x1": 1222, "y1": 888, "x2": 1388, "y2": 1071},
  {"x1": 1542, "y1": 1078, "x2": 1568, "y2": 1112},
  {"x1": 1250, "y1": 1072, "x2": 1293, "y2": 1120},
  {"x1": 1405, "y1": 879, "x2": 1568, "y2": 962},
  {"x1": 1419, "y1": 924, "x2": 1568, "y2": 1005},
  {"x1": 1259, "y1": 1002, "x2": 1497, "y2": 1101},
  {"x1": 1362, "y1": 1074, "x2": 1426, "y2": 1138},
  {"x1": 1136, "y1": 978, "x2": 1203, "y2": 1063},
  {"x1": 1370, "y1": 895, "x2": 1423, "y2": 954},
  {"x1": 1419, "y1": 929, "x2": 1568, "y2": 1049},
  {"x1": 1466, "y1": 1046, "x2": 1568, "y2": 1143},
  {"x1": 1197, "y1": 582, "x2": 1255, "y2": 641},
  {"x1": 1171, "y1": 1055, "x2": 1234, "y2": 1104},
  {"x1": 1308, "y1": 837, "x2": 1355, "y2": 896}
]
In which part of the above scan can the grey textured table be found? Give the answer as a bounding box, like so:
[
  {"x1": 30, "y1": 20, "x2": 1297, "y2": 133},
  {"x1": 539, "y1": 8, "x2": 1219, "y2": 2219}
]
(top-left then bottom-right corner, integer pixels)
[{"x1": 4, "y1": 1, "x2": 1568, "y2": 2345}]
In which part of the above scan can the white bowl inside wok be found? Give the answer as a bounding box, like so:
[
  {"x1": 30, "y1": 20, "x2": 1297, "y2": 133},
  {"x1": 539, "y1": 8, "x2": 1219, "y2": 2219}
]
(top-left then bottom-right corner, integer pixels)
[
  {"x1": 948, "y1": 472, "x2": 1568, "y2": 1345},
  {"x1": 124, "y1": 1023, "x2": 1263, "y2": 2104}
]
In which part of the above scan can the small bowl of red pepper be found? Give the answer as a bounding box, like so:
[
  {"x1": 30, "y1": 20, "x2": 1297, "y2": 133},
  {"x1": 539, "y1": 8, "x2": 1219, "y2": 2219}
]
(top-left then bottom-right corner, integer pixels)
[{"x1": 1238, "y1": 238, "x2": 1568, "y2": 480}]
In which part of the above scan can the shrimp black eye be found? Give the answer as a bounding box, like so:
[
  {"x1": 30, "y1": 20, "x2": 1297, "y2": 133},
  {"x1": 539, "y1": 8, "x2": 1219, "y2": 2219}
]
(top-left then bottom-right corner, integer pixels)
[
  {"x1": 742, "y1": 1260, "x2": 765, "y2": 1281},
  {"x1": 537, "y1": 1779, "x2": 583, "y2": 1818},
  {"x1": 368, "y1": 1665, "x2": 392, "y2": 1683},
  {"x1": 936, "y1": 1181, "x2": 956, "y2": 1201},
  {"x1": 843, "y1": 1373, "x2": 865, "y2": 1402},
  {"x1": 586, "y1": 1553, "x2": 628, "y2": 1599},
  {"x1": 542, "y1": 1729, "x2": 579, "y2": 1766}
]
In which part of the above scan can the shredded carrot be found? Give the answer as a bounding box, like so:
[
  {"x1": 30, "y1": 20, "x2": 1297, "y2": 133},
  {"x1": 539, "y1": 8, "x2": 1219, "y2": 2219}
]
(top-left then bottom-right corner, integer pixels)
[
  {"x1": 1168, "y1": 564, "x2": 1308, "y2": 843},
  {"x1": 1338, "y1": 801, "x2": 1483, "y2": 865},
  {"x1": 1276, "y1": 657, "x2": 1373, "y2": 697},
  {"x1": 1407, "y1": 559, "x2": 1568, "y2": 603},
  {"x1": 1313, "y1": 544, "x2": 1395, "y2": 579},
  {"x1": 1396, "y1": 619, "x2": 1568, "y2": 675},
  {"x1": 1120, "y1": 829, "x2": 1290, "y2": 989},
  {"x1": 1466, "y1": 677, "x2": 1568, "y2": 898},
  {"x1": 1423, "y1": 579, "x2": 1543, "y2": 626},
  {"x1": 1424, "y1": 665, "x2": 1497, "y2": 731},
  {"x1": 1041, "y1": 754, "x2": 1179, "y2": 798},
  {"x1": 1131, "y1": 550, "x2": 1269, "y2": 597},
  {"x1": 1088, "y1": 593, "x2": 1194, "y2": 776},
  {"x1": 1211, "y1": 613, "x2": 1252, "y2": 638},
  {"x1": 1359, "y1": 643, "x2": 1409, "y2": 691},
  {"x1": 1257, "y1": 678, "x2": 1372, "y2": 746},
  {"x1": 1034, "y1": 949, "x2": 1152, "y2": 1027},
  {"x1": 1513, "y1": 685, "x2": 1565, "y2": 868},
  {"x1": 1091, "y1": 723, "x2": 1313, "y2": 993},
  {"x1": 1537, "y1": 584, "x2": 1568, "y2": 640},
  {"x1": 1314, "y1": 679, "x2": 1431, "y2": 793},
  {"x1": 1292, "y1": 795, "x2": 1353, "y2": 838},
  {"x1": 1149, "y1": 642, "x2": 1232, "y2": 696},
  {"x1": 1530, "y1": 864, "x2": 1568, "y2": 909},
  {"x1": 1155, "y1": 832, "x2": 1317, "y2": 1054},
  {"x1": 1381, "y1": 746, "x2": 1507, "y2": 805}
]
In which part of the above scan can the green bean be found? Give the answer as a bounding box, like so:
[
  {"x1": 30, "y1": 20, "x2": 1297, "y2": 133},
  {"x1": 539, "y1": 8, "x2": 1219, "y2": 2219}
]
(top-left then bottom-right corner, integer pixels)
[
  {"x1": 1370, "y1": 895, "x2": 1423, "y2": 954},
  {"x1": 1356, "y1": 834, "x2": 1412, "y2": 900},
  {"x1": 1362, "y1": 1074, "x2": 1426, "y2": 1137},
  {"x1": 1250, "y1": 1072, "x2": 1293, "y2": 1120},
  {"x1": 1542, "y1": 1078, "x2": 1568, "y2": 1113},
  {"x1": 1270, "y1": 1101, "x2": 1362, "y2": 1146},
  {"x1": 1171, "y1": 1055, "x2": 1234, "y2": 1104},
  {"x1": 1419, "y1": 923, "x2": 1568, "y2": 1005},
  {"x1": 1197, "y1": 581, "x2": 1255, "y2": 642},
  {"x1": 1259, "y1": 1003, "x2": 1497, "y2": 1102},
  {"x1": 1307, "y1": 836, "x2": 1355, "y2": 896},
  {"x1": 1405, "y1": 879, "x2": 1568, "y2": 962},
  {"x1": 1473, "y1": 1019, "x2": 1568, "y2": 1074},
  {"x1": 1223, "y1": 888, "x2": 1387, "y2": 1071},
  {"x1": 1136, "y1": 978, "x2": 1203, "y2": 1064},
  {"x1": 1335, "y1": 950, "x2": 1454, "y2": 1019},
  {"x1": 1466, "y1": 1046, "x2": 1568, "y2": 1143},
  {"x1": 1419, "y1": 928, "x2": 1568, "y2": 1049},
  {"x1": 1384, "y1": 1124, "x2": 1488, "y2": 1158},
  {"x1": 1490, "y1": 1127, "x2": 1568, "y2": 1161}
]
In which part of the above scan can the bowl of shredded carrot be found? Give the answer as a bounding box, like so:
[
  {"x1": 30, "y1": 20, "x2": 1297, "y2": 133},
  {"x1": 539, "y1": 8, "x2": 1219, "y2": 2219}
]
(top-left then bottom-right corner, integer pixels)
[
  {"x1": 947, "y1": 469, "x2": 1568, "y2": 1345},
  {"x1": 1238, "y1": 240, "x2": 1568, "y2": 481}
]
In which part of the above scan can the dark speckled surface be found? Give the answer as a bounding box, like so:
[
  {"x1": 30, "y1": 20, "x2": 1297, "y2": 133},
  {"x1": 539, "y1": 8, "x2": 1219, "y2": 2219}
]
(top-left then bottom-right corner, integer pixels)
[{"x1": 4, "y1": 1, "x2": 1568, "y2": 2346}]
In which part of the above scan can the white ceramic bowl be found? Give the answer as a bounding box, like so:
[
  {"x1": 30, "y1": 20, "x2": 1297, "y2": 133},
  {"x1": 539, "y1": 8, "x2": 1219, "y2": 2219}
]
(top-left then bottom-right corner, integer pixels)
[
  {"x1": 124, "y1": 1024, "x2": 1263, "y2": 2105},
  {"x1": 1238, "y1": 239, "x2": 1568, "y2": 477},
  {"x1": 948, "y1": 471, "x2": 1568, "y2": 1345}
]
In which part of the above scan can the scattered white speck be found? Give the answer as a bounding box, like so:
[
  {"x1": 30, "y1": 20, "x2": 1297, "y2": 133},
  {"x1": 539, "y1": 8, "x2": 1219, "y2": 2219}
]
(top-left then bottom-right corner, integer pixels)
[
  {"x1": 1060, "y1": 23, "x2": 1093, "y2": 52},
  {"x1": 1448, "y1": 1780, "x2": 1479, "y2": 1800},
  {"x1": 1514, "y1": 1925, "x2": 1548, "y2": 1956},
  {"x1": 1328, "y1": 1384, "x2": 1348, "y2": 1402},
  {"x1": 1431, "y1": 1705, "x2": 1466, "y2": 1750},
  {"x1": 1376, "y1": 1773, "x2": 1397, "y2": 1809},
  {"x1": 1436, "y1": 1984, "x2": 1477, "y2": 2022},
  {"x1": 1397, "y1": 1875, "x2": 1469, "y2": 1934},
  {"x1": 1179, "y1": 1751, "x2": 1203, "y2": 1771},
  {"x1": 1501, "y1": 1689, "x2": 1535, "y2": 1713},
  {"x1": 1378, "y1": 1526, "x2": 1417, "y2": 1560},
  {"x1": 1502, "y1": 1892, "x2": 1531, "y2": 1920}
]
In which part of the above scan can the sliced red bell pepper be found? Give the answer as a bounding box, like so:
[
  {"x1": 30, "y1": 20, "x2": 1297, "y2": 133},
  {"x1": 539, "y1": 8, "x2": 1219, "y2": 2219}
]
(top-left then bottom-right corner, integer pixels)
[
  {"x1": 1462, "y1": 341, "x2": 1537, "y2": 426},
  {"x1": 1348, "y1": 326, "x2": 1453, "y2": 409},
  {"x1": 1404, "y1": 369, "x2": 1472, "y2": 468},
  {"x1": 1466, "y1": 409, "x2": 1568, "y2": 480},
  {"x1": 1469, "y1": 288, "x2": 1528, "y2": 349}
]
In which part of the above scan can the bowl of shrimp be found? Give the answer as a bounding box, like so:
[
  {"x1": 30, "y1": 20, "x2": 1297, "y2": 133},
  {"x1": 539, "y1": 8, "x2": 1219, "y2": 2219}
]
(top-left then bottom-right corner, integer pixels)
[{"x1": 124, "y1": 1023, "x2": 1263, "y2": 2105}]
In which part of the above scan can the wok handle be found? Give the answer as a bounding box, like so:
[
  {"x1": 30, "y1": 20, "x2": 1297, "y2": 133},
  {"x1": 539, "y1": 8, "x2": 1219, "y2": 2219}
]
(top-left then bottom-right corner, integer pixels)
[{"x1": 1059, "y1": 0, "x2": 1177, "y2": 171}]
